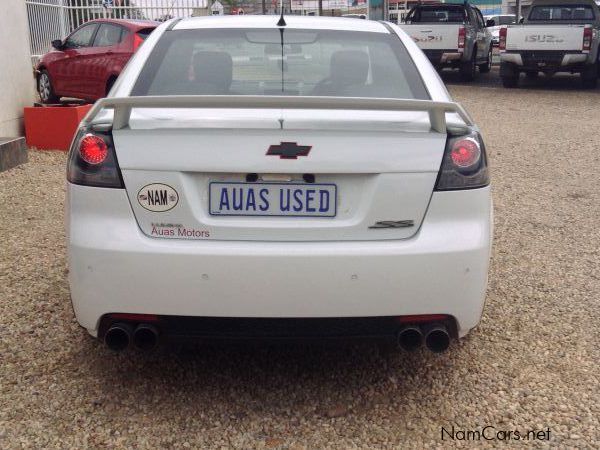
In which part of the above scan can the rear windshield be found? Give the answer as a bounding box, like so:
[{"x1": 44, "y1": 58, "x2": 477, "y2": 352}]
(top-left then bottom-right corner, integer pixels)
[
  {"x1": 405, "y1": 6, "x2": 467, "y2": 23},
  {"x1": 131, "y1": 28, "x2": 429, "y2": 100},
  {"x1": 528, "y1": 5, "x2": 595, "y2": 20}
]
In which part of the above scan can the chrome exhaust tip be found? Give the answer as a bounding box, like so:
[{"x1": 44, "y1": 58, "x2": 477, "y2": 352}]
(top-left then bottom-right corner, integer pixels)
[
  {"x1": 133, "y1": 323, "x2": 159, "y2": 351},
  {"x1": 104, "y1": 323, "x2": 133, "y2": 352},
  {"x1": 397, "y1": 326, "x2": 423, "y2": 352},
  {"x1": 424, "y1": 325, "x2": 450, "y2": 353}
]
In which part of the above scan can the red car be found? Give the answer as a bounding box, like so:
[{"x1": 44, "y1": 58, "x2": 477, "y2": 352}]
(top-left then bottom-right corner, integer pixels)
[{"x1": 36, "y1": 19, "x2": 158, "y2": 104}]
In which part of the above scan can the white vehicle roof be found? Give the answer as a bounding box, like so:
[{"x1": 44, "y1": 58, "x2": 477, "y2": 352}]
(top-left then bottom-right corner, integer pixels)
[{"x1": 173, "y1": 15, "x2": 389, "y2": 33}]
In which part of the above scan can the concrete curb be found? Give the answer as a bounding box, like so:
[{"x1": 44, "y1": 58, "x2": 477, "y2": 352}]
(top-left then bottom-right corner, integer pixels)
[{"x1": 0, "y1": 137, "x2": 28, "y2": 172}]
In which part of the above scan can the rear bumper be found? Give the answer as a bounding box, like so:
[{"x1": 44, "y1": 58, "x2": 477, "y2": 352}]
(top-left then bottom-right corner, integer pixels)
[
  {"x1": 423, "y1": 49, "x2": 464, "y2": 66},
  {"x1": 67, "y1": 183, "x2": 493, "y2": 339},
  {"x1": 500, "y1": 51, "x2": 590, "y2": 71}
]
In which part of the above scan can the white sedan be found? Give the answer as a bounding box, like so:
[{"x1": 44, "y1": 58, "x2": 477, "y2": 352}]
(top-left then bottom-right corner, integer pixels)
[{"x1": 66, "y1": 15, "x2": 492, "y2": 353}]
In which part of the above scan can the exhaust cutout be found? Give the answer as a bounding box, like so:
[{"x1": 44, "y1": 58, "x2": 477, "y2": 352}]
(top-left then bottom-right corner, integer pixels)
[
  {"x1": 133, "y1": 323, "x2": 159, "y2": 351},
  {"x1": 104, "y1": 322, "x2": 133, "y2": 352},
  {"x1": 424, "y1": 325, "x2": 450, "y2": 353},
  {"x1": 397, "y1": 326, "x2": 423, "y2": 351}
]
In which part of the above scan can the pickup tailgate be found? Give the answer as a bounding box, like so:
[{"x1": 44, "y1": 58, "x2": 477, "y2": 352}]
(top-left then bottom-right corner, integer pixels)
[
  {"x1": 399, "y1": 24, "x2": 460, "y2": 50},
  {"x1": 505, "y1": 24, "x2": 587, "y2": 51}
]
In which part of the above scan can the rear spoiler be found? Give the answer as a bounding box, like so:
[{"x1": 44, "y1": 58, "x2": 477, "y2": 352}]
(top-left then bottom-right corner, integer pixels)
[{"x1": 83, "y1": 95, "x2": 473, "y2": 133}]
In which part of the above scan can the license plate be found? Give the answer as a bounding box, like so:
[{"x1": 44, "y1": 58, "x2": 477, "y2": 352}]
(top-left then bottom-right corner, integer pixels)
[{"x1": 209, "y1": 182, "x2": 337, "y2": 217}]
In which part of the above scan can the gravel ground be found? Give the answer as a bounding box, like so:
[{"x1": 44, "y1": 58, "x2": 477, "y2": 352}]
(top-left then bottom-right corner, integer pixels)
[{"x1": 1, "y1": 76, "x2": 600, "y2": 448}]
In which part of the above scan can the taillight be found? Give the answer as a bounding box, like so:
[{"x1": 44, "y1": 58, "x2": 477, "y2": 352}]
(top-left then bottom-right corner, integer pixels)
[
  {"x1": 79, "y1": 134, "x2": 108, "y2": 165},
  {"x1": 582, "y1": 26, "x2": 592, "y2": 52},
  {"x1": 458, "y1": 26, "x2": 466, "y2": 51},
  {"x1": 435, "y1": 131, "x2": 490, "y2": 191},
  {"x1": 133, "y1": 33, "x2": 144, "y2": 51},
  {"x1": 67, "y1": 127, "x2": 124, "y2": 188},
  {"x1": 499, "y1": 27, "x2": 507, "y2": 51},
  {"x1": 450, "y1": 138, "x2": 480, "y2": 168}
]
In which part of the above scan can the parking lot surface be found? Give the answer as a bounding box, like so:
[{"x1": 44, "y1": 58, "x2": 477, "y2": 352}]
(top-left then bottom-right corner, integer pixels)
[{"x1": 1, "y1": 75, "x2": 599, "y2": 448}]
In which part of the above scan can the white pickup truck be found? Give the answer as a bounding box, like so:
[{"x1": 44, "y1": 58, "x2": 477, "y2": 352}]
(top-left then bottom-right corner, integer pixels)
[
  {"x1": 400, "y1": 3, "x2": 494, "y2": 81},
  {"x1": 499, "y1": 0, "x2": 600, "y2": 87}
]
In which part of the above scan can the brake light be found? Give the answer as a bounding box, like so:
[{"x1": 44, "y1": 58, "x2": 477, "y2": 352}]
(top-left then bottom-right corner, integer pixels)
[
  {"x1": 133, "y1": 33, "x2": 144, "y2": 52},
  {"x1": 435, "y1": 131, "x2": 490, "y2": 191},
  {"x1": 458, "y1": 26, "x2": 466, "y2": 51},
  {"x1": 79, "y1": 134, "x2": 108, "y2": 165},
  {"x1": 450, "y1": 138, "x2": 481, "y2": 168},
  {"x1": 583, "y1": 26, "x2": 592, "y2": 52},
  {"x1": 67, "y1": 128, "x2": 124, "y2": 188},
  {"x1": 499, "y1": 27, "x2": 507, "y2": 51}
]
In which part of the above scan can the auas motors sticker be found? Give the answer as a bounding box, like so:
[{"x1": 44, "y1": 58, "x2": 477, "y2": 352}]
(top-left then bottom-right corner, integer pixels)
[{"x1": 137, "y1": 183, "x2": 179, "y2": 212}]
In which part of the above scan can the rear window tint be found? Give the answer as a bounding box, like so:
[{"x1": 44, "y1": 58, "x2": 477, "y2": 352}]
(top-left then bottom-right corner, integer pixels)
[
  {"x1": 529, "y1": 5, "x2": 595, "y2": 20},
  {"x1": 132, "y1": 28, "x2": 429, "y2": 100},
  {"x1": 406, "y1": 6, "x2": 467, "y2": 23}
]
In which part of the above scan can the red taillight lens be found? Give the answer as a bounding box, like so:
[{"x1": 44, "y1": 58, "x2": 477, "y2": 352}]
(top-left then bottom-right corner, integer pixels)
[
  {"x1": 499, "y1": 27, "x2": 507, "y2": 51},
  {"x1": 79, "y1": 134, "x2": 108, "y2": 165},
  {"x1": 68, "y1": 128, "x2": 123, "y2": 188},
  {"x1": 450, "y1": 138, "x2": 481, "y2": 169},
  {"x1": 435, "y1": 132, "x2": 489, "y2": 191},
  {"x1": 458, "y1": 26, "x2": 466, "y2": 51},
  {"x1": 133, "y1": 33, "x2": 144, "y2": 51},
  {"x1": 583, "y1": 26, "x2": 592, "y2": 52}
]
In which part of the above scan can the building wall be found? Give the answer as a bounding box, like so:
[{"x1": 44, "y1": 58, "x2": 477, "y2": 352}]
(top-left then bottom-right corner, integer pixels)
[
  {"x1": 504, "y1": 0, "x2": 533, "y2": 16},
  {"x1": 0, "y1": 0, "x2": 35, "y2": 137}
]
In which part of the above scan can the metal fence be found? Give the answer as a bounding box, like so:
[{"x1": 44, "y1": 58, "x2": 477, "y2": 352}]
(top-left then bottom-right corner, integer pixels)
[{"x1": 25, "y1": 0, "x2": 208, "y2": 63}]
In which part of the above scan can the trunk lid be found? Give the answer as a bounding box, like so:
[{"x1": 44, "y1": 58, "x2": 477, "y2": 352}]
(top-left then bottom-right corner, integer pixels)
[{"x1": 112, "y1": 108, "x2": 448, "y2": 242}]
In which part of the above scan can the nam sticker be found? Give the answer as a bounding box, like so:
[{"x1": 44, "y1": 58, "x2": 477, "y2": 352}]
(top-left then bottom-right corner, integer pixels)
[{"x1": 137, "y1": 183, "x2": 179, "y2": 212}]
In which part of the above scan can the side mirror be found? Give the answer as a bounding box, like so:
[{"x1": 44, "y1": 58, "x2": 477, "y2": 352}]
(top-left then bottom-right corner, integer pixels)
[
  {"x1": 486, "y1": 19, "x2": 495, "y2": 27},
  {"x1": 519, "y1": 17, "x2": 524, "y2": 24},
  {"x1": 51, "y1": 39, "x2": 63, "y2": 50}
]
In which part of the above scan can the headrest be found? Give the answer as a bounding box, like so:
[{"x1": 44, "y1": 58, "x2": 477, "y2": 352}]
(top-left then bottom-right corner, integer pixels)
[
  {"x1": 329, "y1": 50, "x2": 369, "y2": 87},
  {"x1": 192, "y1": 51, "x2": 233, "y2": 91}
]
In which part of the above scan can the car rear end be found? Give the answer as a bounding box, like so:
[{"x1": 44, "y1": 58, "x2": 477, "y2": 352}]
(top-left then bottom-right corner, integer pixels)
[
  {"x1": 127, "y1": 21, "x2": 158, "y2": 52},
  {"x1": 66, "y1": 17, "x2": 492, "y2": 353}
]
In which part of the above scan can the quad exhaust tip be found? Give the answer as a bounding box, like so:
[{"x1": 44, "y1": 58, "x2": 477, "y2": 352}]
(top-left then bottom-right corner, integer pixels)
[
  {"x1": 398, "y1": 323, "x2": 451, "y2": 353},
  {"x1": 424, "y1": 325, "x2": 451, "y2": 353},
  {"x1": 104, "y1": 322, "x2": 133, "y2": 352},
  {"x1": 133, "y1": 323, "x2": 160, "y2": 351},
  {"x1": 397, "y1": 326, "x2": 423, "y2": 352},
  {"x1": 104, "y1": 322, "x2": 160, "y2": 352}
]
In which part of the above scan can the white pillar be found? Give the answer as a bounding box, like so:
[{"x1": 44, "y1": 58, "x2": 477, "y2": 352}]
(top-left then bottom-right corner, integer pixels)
[{"x1": 0, "y1": 0, "x2": 35, "y2": 136}]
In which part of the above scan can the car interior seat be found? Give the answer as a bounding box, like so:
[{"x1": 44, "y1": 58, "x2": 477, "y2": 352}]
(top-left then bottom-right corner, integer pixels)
[
  {"x1": 311, "y1": 50, "x2": 369, "y2": 96},
  {"x1": 192, "y1": 51, "x2": 233, "y2": 94}
]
